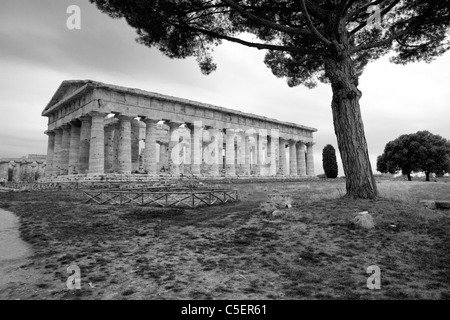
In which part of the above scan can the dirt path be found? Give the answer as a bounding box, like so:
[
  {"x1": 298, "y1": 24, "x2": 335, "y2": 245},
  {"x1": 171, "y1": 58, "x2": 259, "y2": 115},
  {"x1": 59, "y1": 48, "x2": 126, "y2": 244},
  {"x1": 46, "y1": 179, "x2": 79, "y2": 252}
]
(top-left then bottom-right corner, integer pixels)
[{"x1": 0, "y1": 209, "x2": 40, "y2": 297}]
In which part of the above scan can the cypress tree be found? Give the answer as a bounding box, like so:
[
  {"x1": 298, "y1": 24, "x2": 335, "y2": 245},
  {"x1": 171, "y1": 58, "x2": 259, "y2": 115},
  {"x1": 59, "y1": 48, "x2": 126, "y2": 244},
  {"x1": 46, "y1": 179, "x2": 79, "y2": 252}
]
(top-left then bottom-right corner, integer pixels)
[{"x1": 322, "y1": 145, "x2": 338, "y2": 179}]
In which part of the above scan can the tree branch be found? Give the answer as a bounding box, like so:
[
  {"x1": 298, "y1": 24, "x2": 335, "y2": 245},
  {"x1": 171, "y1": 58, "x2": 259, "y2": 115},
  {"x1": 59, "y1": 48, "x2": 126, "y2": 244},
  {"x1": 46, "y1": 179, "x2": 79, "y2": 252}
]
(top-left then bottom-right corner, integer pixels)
[
  {"x1": 186, "y1": 9, "x2": 233, "y2": 23},
  {"x1": 350, "y1": 18, "x2": 420, "y2": 53},
  {"x1": 301, "y1": 0, "x2": 327, "y2": 22},
  {"x1": 183, "y1": 24, "x2": 326, "y2": 56},
  {"x1": 350, "y1": 32, "x2": 403, "y2": 53},
  {"x1": 333, "y1": 0, "x2": 351, "y2": 34},
  {"x1": 298, "y1": 0, "x2": 331, "y2": 47},
  {"x1": 291, "y1": 55, "x2": 323, "y2": 65},
  {"x1": 220, "y1": 0, "x2": 313, "y2": 37}
]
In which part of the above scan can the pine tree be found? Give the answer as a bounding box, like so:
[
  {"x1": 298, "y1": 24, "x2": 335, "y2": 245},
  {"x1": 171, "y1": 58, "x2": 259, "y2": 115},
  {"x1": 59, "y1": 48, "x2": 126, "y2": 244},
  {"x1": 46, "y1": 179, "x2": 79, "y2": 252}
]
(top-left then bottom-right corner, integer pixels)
[{"x1": 90, "y1": 0, "x2": 450, "y2": 198}]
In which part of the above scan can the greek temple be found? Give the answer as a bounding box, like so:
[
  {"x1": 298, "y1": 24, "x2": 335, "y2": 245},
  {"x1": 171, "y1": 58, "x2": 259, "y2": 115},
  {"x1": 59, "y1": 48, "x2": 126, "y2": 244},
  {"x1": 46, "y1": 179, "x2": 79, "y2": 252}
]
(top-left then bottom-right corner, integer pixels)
[{"x1": 39, "y1": 80, "x2": 317, "y2": 180}]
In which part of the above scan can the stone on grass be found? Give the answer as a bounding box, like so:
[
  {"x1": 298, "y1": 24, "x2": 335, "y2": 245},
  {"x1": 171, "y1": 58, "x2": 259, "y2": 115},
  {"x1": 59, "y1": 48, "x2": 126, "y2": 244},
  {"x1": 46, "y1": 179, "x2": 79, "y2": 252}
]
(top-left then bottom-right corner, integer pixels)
[
  {"x1": 419, "y1": 200, "x2": 436, "y2": 210},
  {"x1": 419, "y1": 200, "x2": 450, "y2": 210},
  {"x1": 352, "y1": 211, "x2": 375, "y2": 229},
  {"x1": 259, "y1": 194, "x2": 293, "y2": 215},
  {"x1": 259, "y1": 202, "x2": 277, "y2": 215},
  {"x1": 272, "y1": 210, "x2": 285, "y2": 218},
  {"x1": 267, "y1": 194, "x2": 292, "y2": 208}
]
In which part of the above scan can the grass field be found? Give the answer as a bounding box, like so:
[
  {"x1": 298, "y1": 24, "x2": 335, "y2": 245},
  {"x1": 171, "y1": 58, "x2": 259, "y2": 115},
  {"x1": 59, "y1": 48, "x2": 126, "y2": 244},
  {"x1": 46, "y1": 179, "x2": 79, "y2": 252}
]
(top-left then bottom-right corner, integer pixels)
[{"x1": 0, "y1": 178, "x2": 449, "y2": 300}]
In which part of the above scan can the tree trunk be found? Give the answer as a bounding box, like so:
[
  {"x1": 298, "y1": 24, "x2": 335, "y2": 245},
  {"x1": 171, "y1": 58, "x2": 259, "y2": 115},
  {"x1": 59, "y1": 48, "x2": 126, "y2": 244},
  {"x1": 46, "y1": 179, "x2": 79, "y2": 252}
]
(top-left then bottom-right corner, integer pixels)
[
  {"x1": 425, "y1": 172, "x2": 430, "y2": 182},
  {"x1": 407, "y1": 173, "x2": 412, "y2": 181},
  {"x1": 324, "y1": 52, "x2": 377, "y2": 199}
]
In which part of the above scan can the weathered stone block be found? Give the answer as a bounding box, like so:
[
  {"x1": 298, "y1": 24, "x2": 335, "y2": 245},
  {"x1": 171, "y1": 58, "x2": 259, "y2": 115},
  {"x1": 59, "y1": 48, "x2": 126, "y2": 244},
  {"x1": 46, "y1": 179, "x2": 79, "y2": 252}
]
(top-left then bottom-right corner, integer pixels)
[
  {"x1": 272, "y1": 209, "x2": 285, "y2": 218},
  {"x1": 435, "y1": 201, "x2": 450, "y2": 210},
  {"x1": 419, "y1": 200, "x2": 436, "y2": 209},
  {"x1": 267, "y1": 194, "x2": 292, "y2": 208},
  {"x1": 352, "y1": 211, "x2": 375, "y2": 229},
  {"x1": 259, "y1": 202, "x2": 277, "y2": 215}
]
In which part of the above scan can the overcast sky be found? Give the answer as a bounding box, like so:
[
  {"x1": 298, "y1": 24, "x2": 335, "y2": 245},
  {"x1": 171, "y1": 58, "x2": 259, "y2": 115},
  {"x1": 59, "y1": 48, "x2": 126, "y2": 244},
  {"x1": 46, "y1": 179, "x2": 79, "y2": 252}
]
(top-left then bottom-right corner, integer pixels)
[{"x1": 1, "y1": 0, "x2": 449, "y2": 174}]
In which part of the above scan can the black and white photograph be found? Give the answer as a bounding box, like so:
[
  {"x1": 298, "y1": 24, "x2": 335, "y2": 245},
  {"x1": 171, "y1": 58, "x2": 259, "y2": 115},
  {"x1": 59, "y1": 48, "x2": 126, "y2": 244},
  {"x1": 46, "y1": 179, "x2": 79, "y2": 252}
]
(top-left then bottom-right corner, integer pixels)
[{"x1": 0, "y1": 0, "x2": 449, "y2": 306}]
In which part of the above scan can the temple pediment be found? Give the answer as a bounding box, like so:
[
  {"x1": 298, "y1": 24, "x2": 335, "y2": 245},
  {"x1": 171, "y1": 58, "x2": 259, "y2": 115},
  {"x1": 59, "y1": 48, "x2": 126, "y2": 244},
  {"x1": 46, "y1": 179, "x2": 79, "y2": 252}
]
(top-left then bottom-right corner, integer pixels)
[{"x1": 42, "y1": 80, "x2": 93, "y2": 116}]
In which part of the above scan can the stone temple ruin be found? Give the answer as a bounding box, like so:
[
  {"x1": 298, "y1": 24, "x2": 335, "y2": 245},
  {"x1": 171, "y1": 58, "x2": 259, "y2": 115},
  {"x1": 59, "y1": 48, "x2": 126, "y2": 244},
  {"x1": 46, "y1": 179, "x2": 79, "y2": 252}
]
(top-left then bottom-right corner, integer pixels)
[
  {"x1": 0, "y1": 155, "x2": 46, "y2": 183},
  {"x1": 8, "y1": 80, "x2": 318, "y2": 183}
]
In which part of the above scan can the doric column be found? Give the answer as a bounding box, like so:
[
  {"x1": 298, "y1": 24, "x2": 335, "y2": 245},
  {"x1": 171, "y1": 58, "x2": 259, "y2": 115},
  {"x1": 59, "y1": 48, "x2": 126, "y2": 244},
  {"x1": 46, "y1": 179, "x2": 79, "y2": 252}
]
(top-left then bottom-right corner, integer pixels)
[
  {"x1": 26, "y1": 163, "x2": 34, "y2": 181},
  {"x1": 44, "y1": 130, "x2": 55, "y2": 177},
  {"x1": 258, "y1": 131, "x2": 267, "y2": 176},
  {"x1": 12, "y1": 162, "x2": 21, "y2": 182},
  {"x1": 8, "y1": 162, "x2": 14, "y2": 181},
  {"x1": 0, "y1": 162, "x2": 9, "y2": 182},
  {"x1": 278, "y1": 138, "x2": 287, "y2": 176},
  {"x1": 53, "y1": 128, "x2": 63, "y2": 176},
  {"x1": 234, "y1": 140, "x2": 238, "y2": 172},
  {"x1": 36, "y1": 162, "x2": 46, "y2": 181},
  {"x1": 68, "y1": 121, "x2": 81, "y2": 175},
  {"x1": 236, "y1": 130, "x2": 246, "y2": 175},
  {"x1": 18, "y1": 162, "x2": 25, "y2": 182},
  {"x1": 131, "y1": 118, "x2": 140, "y2": 173},
  {"x1": 116, "y1": 115, "x2": 133, "y2": 174},
  {"x1": 289, "y1": 140, "x2": 298, "y2": 176},
  {"x1": 88, "y1": 111, "x2": 107, "y2": 175},
  {"x1": 30, "y1": 162, "x2": 38, "y2": 182},
  {"x1": 273, "y1": 130, "x2": 281, "y2": 176},
  {"x1": 296, "y1": 141, "x2": 307, "y2": 177},
  {"x1": 167, "y1": 122, "x2": 181, "y2": 176},
  {"x1": 202, "y1": 127, "x2": 222, "y2": 176},
  {"x1": 217, "y1": 129, "x2": 224, "y2": 176},
  {"x1": 252, "y1": 133, "x2": 259, "y2": 175},
  {"x1": 225, "y1": 128, "x2": 236, "y2": 176},
  {"x1": 179, "y1": 128, "x2": 186, "y2": 175},
  {"x1": 243, "y1": 132, "x2": 251, "y2": 175},
  {"x1": 306, "y1": 142, "x2": 315, "y2": 176},
  {"x1": 104, "y1": 121, "x2": 116, "y2": 173},
  {"x1": 19, "y1": 162, "x2": 28, "y2": 182},
  {"x1": 143, "y1": 118, "x2": 158, "y2": 175},
  {"x1": 112, "y1": 121, "x2": 120, "y2": 173},
  {"x1": 201, "y1": 129, "x2": 208, "y2": 175},
  {"x1": 78, "y1": 116, "x2": 91, "y2": 174},
  {"x1": 60, "y1": 124, "x2": 71, "y2": 175},
  {"x1": 268, "y1": 135, "x2": 278, "y2": 176},
  {"x1": 186, "y1": 122, "x2": 202, "y2": 175},
  {"x1": 159, "y1": 143, "x2": 168, "y2": 173},
  {"x1": 20, "y1": 162, "x2": 26, "y2": 181}
]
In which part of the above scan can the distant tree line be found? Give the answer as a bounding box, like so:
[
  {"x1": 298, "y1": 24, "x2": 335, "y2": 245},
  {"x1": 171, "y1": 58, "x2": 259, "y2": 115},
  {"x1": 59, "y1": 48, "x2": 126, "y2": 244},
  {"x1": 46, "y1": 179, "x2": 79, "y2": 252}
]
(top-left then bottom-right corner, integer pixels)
[{"x1": 377, "y1": 131, "x2": 450, "y2": 181}]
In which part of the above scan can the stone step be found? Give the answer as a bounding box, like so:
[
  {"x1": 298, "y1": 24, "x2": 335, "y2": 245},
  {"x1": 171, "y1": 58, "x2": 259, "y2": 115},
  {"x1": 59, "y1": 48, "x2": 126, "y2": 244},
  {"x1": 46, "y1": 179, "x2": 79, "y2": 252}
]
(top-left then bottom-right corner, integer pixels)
[{"x1": 419, "y1": 200, "x2": 450, "y2": 210}]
